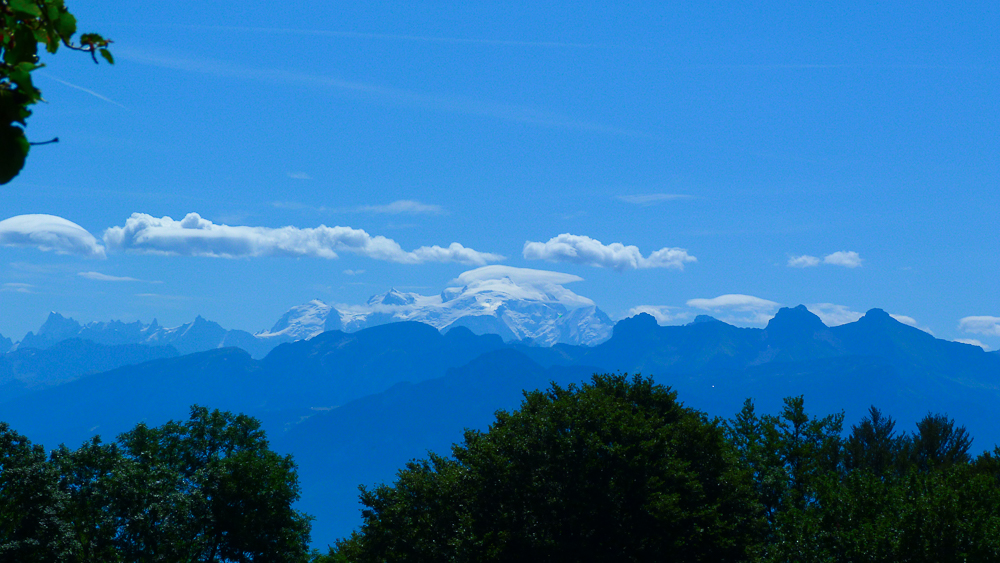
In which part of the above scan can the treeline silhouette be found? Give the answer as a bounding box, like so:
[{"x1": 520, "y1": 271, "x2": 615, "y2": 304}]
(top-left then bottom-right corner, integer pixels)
[
  {"x1": 328, "y1": 374, "x2": 1000, "y2": 562},
  {"x1": 0, "y1": 407, "x2": 311, "y2": 562},
  {"x1": 2, "y1": 375, "x2": 998, "y2": 562}
]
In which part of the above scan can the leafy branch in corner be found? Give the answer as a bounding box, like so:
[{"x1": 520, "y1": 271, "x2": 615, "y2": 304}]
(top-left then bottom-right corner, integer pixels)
[{"x1": 1, "y1": 0, "x2": 112, "y2": 184}]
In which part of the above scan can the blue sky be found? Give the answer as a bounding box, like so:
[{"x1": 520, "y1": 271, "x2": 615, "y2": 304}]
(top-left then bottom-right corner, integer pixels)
[{"x1": 1, "y1": 1, "x2": 998, "y2": 349}]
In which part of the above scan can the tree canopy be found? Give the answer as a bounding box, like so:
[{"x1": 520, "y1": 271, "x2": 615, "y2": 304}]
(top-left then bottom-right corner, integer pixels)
[
  {"x1": 0, "y1": 406, "x2": 312, "y2": 562},
  {"x1": 330, "y1": 381, "x2": 1000, "y2": 562},
  {"x1": 333, "y1": 373, "x2": 761, "y2": 562},
  {"x1": 1, "y1": 0, "x2": 111, "y2": 184},
  {"x1": 3, "y1": 376, "x2": 999, "y2": 561}
]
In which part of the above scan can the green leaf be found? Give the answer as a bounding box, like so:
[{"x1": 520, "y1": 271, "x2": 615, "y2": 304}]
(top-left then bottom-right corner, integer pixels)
[
  {"x1": 0, "y1": 89, "x2": 32, "y2": 124},
  {"x1": 9, "y1": 62, "x2": 40, "y2": 101},
  {"x1": 5, "y1": 26, "x2": 39, "y2": 65},
  {"x1": 54, "y1": 12, "x2": 76, "y2": 40},
  {"x1": 0, "y1": 125, "x2": 29, "y2": 185},
  {"x1": 99, "y1": 48, "x2": 113, "y2": 65},
  {"x1": 9, "y1": 0, "x2": 43, "y2": 17}
]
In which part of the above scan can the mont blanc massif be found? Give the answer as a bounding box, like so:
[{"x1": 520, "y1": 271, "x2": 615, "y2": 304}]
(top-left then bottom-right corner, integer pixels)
[{"x1": 2, "y1": 267, "x2": 999, "y2": 547}]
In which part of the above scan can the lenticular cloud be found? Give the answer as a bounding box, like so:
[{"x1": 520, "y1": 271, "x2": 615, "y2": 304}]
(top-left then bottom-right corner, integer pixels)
[
  {"x1": 523, "y1": 233, "x2": 695, "y2": 271},
  {"x1": 0, "y1": 214, "x2": 106, "y2": 258},
  {"x1": 103, "y1": 212, "x2": 504, "y2": 265}
]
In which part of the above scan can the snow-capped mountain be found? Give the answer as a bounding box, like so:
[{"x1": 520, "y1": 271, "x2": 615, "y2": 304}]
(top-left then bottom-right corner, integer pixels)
[
  {"x1": 256, "y1": 266, "x2": 615, "y2": 346},
  {"x1": 15, "y1": 313, "x2": 276, "y2": 358},
  {"x1": 7, "y1": 267, "x2": 616, "y2": 357}
]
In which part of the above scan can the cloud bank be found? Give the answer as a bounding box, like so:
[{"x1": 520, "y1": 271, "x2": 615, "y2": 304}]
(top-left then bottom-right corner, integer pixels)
[
  {"x1": 959, "y1": 316, "x2": 1000, "y2": 337},
  {"x1": 788, "y1": 255, "x2": 821, "y2": 268},
  {"x1": 687, "y1": 294, "x2": 780, "y2": 311},
  {"x1": 103, "y1": 213, "x2": 503, "y2": 265},
  {"x1": 686, "y1": 294, "x2": 780, "y2": 325},
  {"x1": 624, "y1": 305, "x2": 690, "y2": 325},
  {"x1": 954, "y1": 338, "x2": 990, "y2": 351},
  {"x1": 788, "y1": 251, "x2": 862, "y2": 268},
  {"x1": 2, "y1": 282, "x2": 34, "y2": 294},
  {"x1": 523, "y1": 234, "x2": 695, "y2": 271},
  {"x1": 0, "y1": 214, "x2": 105, "y2": 258},
  {"x1": 806, "y1": 303, "x2": 863, "y2": 326},
  {"x1": 452, "y1": 265, "x2": 583, "y2": 287},
  {"x1": 824, "y1": 251, "x2": 863, "y2": 268}
]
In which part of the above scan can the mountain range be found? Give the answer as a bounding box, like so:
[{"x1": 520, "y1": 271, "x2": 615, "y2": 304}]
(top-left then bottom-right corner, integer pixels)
[
  {"x1": 0, "y1": 304, "x2": 998, "y2": 548},
  {"x1": 2, "y1": 270, "x2": 615, "y2": 365}
]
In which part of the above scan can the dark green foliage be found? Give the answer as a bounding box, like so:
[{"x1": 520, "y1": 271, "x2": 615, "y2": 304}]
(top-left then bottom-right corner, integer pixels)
[
  {"x1": 0, "y1": 422, "x2": 75, "y2": 561},
  {"x1": 737, "y1": 404, "x2": 999, "y2": 562},
  {"x1": 846, "y1": 406, "x2": 907, "y2": 476},
  {"x1": 113, "y1": 407, "x2": 312, "y2": 561},
  {"x1": 1, "y1": 0, "x2": 111, "y2": 183},
  {"x1": 0, "y1": 407, "x2": 312, "y2": 562},
  {"x1": 726, "y1": 397, "x2": 845, "y2": 562},
  {"x1": 335, "y1": 380, "x2": 1000, "y2": 562},
  {"x1": 334, "y1": 373, "x2": 759, "y2": 562},
  {"x1": 910, "y1": 412, "x2": 973, "y2": 470}
]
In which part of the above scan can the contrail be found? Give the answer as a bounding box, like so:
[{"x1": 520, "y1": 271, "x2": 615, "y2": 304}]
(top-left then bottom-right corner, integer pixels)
[
  {"x1": 177, "y1": 24, "x2": 602, "y2": 49},
  {"x1": 38, "y1": 73, "x2": 127, "y2": 109}
]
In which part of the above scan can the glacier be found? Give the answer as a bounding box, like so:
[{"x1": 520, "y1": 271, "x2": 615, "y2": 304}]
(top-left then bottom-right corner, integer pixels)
[{"x1": 257, "y1": 266, "x2": 614, "y2": 347}]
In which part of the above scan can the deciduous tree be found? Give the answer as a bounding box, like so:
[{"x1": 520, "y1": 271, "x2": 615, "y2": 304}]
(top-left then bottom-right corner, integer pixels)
[{"x1": 334, "y1": 374, "x2": 759, "y2": 562}]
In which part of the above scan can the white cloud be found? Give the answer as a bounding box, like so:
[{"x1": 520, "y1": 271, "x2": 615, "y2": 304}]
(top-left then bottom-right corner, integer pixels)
[
  {"x1": 954, "y1": 338, "x2": 990, "y2": 351},
  {"x1": 0, "y1": 214, "x2": 105, "y2": 258},
  {"x1": 788, "y1": 255, "x2": 821, "y2": 268},
  {"x1": 452, "y1": 265, "x2": 583, "y2": 287},
  {"x1": 616, "y1": 194, "x2": 692, "y2": 205},
  {"x1": 2, "y1": 282, "x2": 34, "y2": 294},
  {"x1": 78, "y1": 271, "x2": 154, "y2": 283},
  {"x1": 343, "y1": 269, "x2": 365, "y2": 276},
  {"x1": 450, "y1": 265, "x2": 593, "y2": 309},
  {"x1": 103, "y1": 213, "x2": 503, "y2": 265},
  {"x1": 624, "y1": 305, "x2": 689, "y2": 325},
  {"x1": 687, "y1": 294, "x2": 780, "y2": 311},
  {"x1": 355, "y1": 200, "x2": 446, "y2": 215},
  {"x1": 806, "y1": 303, "x2": 863, "y2": 326},
  {"x1": 523, "y1": 233, "x2": 695, "y2": 271},
  {"x1": 686, "y1": 294, "x2": 780, "y2": 325},
  {"x1": 889, "y1": 314, "x2": 918, "y2": 327},
  {"x1": 889, "y1": 313, "x2": 933, "y2": 335},
  {"x1": 287, "y1": 172, "x2": 312, "y2": 180},
  {"x1": 959, "y1": 316, "x2": 1000, "y2": 337},
  {"x1": 788, "y1": 251, "x2": 862, "y2": 268},
  {"x1": 823, "y1": 251, "x2": 863, "y2": 268}
]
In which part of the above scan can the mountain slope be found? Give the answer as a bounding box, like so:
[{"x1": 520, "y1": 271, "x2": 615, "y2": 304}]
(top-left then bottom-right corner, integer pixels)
[
  {"x1": 15, "y1": 312, "x2": 280, "y2": 358},
  {"x1": 0, "y1": 324, "x2": 508, "y2": 449},
  {"x1": 273, "y1": 349, "x2": 596, "y2": 547},
  {"x1": 1, "y1": 306, "x2": 998, "y2": 547},
  {"x1": 0, "y1": 339, "x2": 179, "y2": 400}
]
